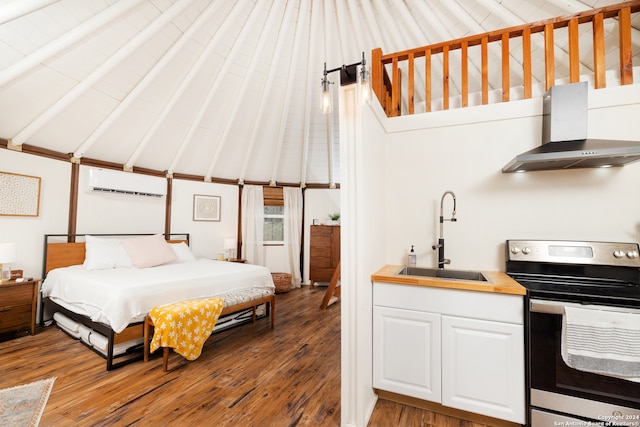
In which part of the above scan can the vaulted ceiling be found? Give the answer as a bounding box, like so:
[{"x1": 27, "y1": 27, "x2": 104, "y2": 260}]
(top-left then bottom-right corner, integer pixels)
[{"x1": 0, "y1": 0, "x2": 637, "y2": 186}]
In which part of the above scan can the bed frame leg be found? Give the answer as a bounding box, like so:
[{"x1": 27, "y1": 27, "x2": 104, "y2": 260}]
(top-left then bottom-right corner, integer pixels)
[
  {"x1": 270, "y1": 297, "x2": 275, "y2": 329},
  {"x1": 162, "y1": 348, "x2": 169, "y2": 372},
  {"x1": 143, "y1": 316, "x2": 151, "y2": 362}
]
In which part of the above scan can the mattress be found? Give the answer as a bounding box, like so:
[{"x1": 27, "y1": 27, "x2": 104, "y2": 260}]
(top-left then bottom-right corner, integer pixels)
[
  {"x1": 43, "y1": 259, "x2": 275, "y2": 333},
  {"x1": 54, "y1": 312, "x2": 144, "y2": 357}
]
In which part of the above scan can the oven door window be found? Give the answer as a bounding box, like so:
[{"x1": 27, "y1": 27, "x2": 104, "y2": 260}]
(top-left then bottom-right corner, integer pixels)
[{"x1": 530, "y1": 311, "x2": 640, "y2": 409}]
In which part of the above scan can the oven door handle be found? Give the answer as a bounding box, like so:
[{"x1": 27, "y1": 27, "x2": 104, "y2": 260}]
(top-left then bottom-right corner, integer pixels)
[{"x1": 530, "y1": 298, "x2": 640, "y2": 315}]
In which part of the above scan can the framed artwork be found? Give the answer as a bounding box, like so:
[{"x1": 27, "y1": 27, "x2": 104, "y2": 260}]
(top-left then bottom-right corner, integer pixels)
[
  {"x1": 193, "y1": 194, "x2": 221, "y2": 221},
  {"x1": 0, "y1": 171, "x2": 41, "y2": 217}
]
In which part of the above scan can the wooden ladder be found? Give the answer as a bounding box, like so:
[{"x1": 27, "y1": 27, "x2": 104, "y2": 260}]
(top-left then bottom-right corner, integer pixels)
[{"x1": 320, "y1": 261, "x2": 341, "y2": 309}]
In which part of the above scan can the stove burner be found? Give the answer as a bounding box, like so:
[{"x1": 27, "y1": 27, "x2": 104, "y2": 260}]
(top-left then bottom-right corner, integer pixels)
[{"x1": 506, "y1": 240, "x2": 640, "y2": 308}]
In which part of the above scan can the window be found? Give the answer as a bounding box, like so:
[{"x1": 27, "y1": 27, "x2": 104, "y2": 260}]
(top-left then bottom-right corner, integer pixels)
[
  {"x1": 263, "y1": 186, "x2": 284, "y2": 244},
  {"x1": 263, "y1": 205, "x2": 284, "y2": 244}
]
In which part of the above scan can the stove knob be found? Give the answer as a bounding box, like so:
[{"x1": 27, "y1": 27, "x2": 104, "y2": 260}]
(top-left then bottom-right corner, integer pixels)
[
  {"x1": 627, "y1": 250, "x2": 639, "y2": 259},
  {"x1": 522, "y1": 247, "x2": 531, "y2": 255},
  {"x1": 613, "y1": 250, "x2": 625, "y2": 258},
  {"x1": 510, "y1": 246, "x2": 520, "y2": 254}
]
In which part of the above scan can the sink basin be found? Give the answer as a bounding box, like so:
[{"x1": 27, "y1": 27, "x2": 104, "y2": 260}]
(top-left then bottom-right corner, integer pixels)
[{"x1": 396, "y1": 266, "x2": 489, "y2": 282}]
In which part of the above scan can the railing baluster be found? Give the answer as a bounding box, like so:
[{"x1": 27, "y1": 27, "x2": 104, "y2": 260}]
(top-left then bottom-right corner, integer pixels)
[
  {"x1": 425, "y1": 49, "x2": 432, "y2": 113},
  {"x1": 408, "y1": 52, "x2": 415, "y2": 115},
  {"x1": 482, "y1": 36, "x2": 488, "y2": 105},
  {"x1": 392, "y1": 57, "x2": 400, "y2": 116},
  {"x1": 462, "y1": 41, "x2": 469, "y2": 107},
  {"x1": 619, "y1": 7, "x2": 633, "y2": 85},
  {"x1": 593, "y1": 13, "x2": 606, "y2": 89},
  {"x1": 568, "y1": 18, "x2": 580, "y2": 83},
  {"x1": 522, "y1": 27, "x2": 532, "y2": 99},
  {"x1": 544, "y1": 23, "x2": 555, "y2": 91},
  {"x1": 443, "y1": 45, "x2": 450, "y2": 110},
  {"x1": 502, "y1": 33, "x2": 510, "y2": 102}
]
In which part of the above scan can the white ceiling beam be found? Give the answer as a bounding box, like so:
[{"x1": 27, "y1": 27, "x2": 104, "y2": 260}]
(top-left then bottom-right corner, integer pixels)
[
  {"x1": 334, "y1": 0, "x2": 356, "y2": 62},
  {"x1": 144, "y1": 0, "x2": 254, "y2": 174},
  {"x1": 196, "y1": 2, "x2": 276, "y2": 181},
  {"x1": 10, "y1": 0, "x2": 193, "y2": 147},
  {"x1": 322, "y1": 0, "x2": 339, "y2": 188},
  {"x1": 269, "y1": 0, "x2": 309, "y2": 185},
  {"x1": 299, "y1": 0, "x2": 321, "y2": 187},
  {"x1": 204, "y1": 0, "x2": 288, "y2": 181},
  {"x1": 358, "y1": 0, "x2": 384, "y2": 50},
  {"x1": 74, "y1": 0, "x2": 227, "y2": 161},
  {"x1": 371, "y1": 0, "x2": 413, "y2": 51},
  {"x1": 0, "y1": 0, "x2": 59, "y2": 25},
  {"x1": 346, "y1": 0, "x2": 367, "y2": 56},
  {"x1": 0, "y1": 0, "x2": 143, "y2": 88}
]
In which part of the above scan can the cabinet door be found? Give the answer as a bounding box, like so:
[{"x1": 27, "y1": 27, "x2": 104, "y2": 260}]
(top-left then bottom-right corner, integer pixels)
[
  {"x1": 373, "y1": 306, "x2": 441, "y2": 402},
  {"x1": 441, "y1": 316, "x2": 525, "y2": 424}
]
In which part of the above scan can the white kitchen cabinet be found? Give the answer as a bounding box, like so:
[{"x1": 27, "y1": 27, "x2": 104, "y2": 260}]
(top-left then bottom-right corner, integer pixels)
[
  {"x1": 372, "y1": 282, "x2": 525, "y2": 424},
  {"x1": 441, "y1": 315, "x2": 525, "y2": 423},
  {"x1": 372, "y1": 306, "x2": 441, "y2": 401}
]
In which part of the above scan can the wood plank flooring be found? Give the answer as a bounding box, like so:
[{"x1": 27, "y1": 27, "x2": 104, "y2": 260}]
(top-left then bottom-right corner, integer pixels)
[{"x1": 0, "y1": 288, "x2": 498, "y2": 426}]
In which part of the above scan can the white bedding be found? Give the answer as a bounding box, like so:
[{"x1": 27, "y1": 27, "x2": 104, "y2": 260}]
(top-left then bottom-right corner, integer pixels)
[{"x1": 42, "y1": 259, "x2": 275, "y2": 333}]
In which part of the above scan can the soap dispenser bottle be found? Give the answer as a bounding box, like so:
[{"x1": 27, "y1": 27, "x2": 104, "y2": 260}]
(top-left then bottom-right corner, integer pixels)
[{"x1": 408, "y1": 245, "x2": 417, "y2": 266}]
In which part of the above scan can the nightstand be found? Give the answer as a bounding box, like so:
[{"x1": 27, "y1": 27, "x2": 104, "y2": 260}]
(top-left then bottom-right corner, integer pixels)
[
  {"x1": 0, "y1": 279, "x2": 39, "y2": 336},
  {"x1": 227, "y1": 258, "x2": 246, "y2": 263}
]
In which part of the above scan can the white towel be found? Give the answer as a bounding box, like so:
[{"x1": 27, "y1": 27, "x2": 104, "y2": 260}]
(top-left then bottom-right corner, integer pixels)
[{"x1": 562, "y1": 306, "x2": 640, "y2": 382}]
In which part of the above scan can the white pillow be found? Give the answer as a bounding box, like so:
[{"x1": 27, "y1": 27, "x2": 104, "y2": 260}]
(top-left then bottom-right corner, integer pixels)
[
  {"x1": 121, "y1": 234, "x2": 178, "y2": 268},
  {"x1": 83, "y1": 235, "x2": 132, "y2": 270},
  {"x1": 170, "y1": 242, "x2": 197, "y2": 263}
]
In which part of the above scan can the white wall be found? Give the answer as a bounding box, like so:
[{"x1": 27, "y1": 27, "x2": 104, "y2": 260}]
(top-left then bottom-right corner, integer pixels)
[
  {"x1": 170, "y1": 179, "x2": 239, "y2": 258},
  {"x1": 383, "y1": 83, "x2": 640, "y2": 272},
  {"x1": 340, "y1": 86, "x2": 387, "y2": 426},
  {"x1": 0, "y1": 149, "x2": 70, "y2": 278}
]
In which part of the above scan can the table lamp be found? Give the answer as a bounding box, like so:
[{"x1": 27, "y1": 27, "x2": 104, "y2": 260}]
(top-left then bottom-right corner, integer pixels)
[
  {"x1": 0, "y1": 243, "x2": 17, "y2": 282},
  {"x1": 224, "y1": 238, "x2": 236, "y2": 261}
]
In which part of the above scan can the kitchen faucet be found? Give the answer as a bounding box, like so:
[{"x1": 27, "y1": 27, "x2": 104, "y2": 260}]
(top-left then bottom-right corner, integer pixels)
[{"x1": 432, "y1": 191, "x2": 457, "y2": 269}]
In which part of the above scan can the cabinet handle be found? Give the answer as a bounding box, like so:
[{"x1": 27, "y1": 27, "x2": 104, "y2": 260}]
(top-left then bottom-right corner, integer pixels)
[{"x1": 0, "y1": 307, "x2": 10, "y2": 312}]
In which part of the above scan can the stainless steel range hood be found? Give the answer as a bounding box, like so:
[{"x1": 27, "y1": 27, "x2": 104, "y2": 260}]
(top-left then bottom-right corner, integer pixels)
[{"x1": 502, "y1": 82, "x2": 640, "y2": 173}]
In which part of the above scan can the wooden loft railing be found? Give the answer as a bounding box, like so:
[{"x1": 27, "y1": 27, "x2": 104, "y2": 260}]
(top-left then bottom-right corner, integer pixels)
[{"x1": 371, "y1": 1, "x2": 640, "y2": 117}]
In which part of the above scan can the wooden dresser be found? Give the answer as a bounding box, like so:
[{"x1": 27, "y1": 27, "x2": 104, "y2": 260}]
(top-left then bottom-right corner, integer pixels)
[
  {"x1": 0, "y1": 279, "x2": 39, "y2": 336},
  {"x1": 309, "y1": 225, "x2": 340, "y2": 287}
]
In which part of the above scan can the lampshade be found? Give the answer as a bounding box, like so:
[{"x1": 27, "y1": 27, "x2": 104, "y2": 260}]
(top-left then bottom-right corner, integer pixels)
[
  {"x1": 224, "y1": 238, "x2": 236, "y2": 250},
  {"x1": 0, "y1": 243, "x2": 16, "y2": 263}
]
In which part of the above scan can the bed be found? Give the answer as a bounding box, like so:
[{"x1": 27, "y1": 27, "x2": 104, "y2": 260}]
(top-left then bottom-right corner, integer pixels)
[{"x1": 41, "y1": 233, "x2": 276, "y2": 370}]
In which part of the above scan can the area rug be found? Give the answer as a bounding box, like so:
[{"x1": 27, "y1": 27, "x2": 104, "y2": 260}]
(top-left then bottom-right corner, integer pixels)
[{"x1": 0, "y1": 377, "x2": 56, "y2": 427}]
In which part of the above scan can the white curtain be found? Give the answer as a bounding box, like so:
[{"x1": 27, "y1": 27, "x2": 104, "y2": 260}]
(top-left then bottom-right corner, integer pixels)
[
  {"x1": 284, "y1": 187, "x2": 303, "y2": 288},
  {"x1": 241, "y1": 185, "x2": 264, "y2": 265}
]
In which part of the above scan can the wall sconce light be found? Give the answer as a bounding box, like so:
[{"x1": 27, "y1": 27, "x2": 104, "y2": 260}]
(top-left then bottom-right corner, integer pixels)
[
  {"x1": 358, "y1": 51, "x2": 372, "y2": 106},
  {"x1": 0, "y1": 243, "x2": 17, "y2": 282},
  {"x1": 321, "y1": 62, "x2": 334, "y2": 115},
  {"x1": 321, "y1": 52, "x2": 371, "y2": 115}
]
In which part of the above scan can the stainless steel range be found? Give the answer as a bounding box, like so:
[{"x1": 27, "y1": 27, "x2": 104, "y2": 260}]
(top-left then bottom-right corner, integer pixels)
[{"x1": 506, "y1": 240, "x2": 640, "y2": 426}]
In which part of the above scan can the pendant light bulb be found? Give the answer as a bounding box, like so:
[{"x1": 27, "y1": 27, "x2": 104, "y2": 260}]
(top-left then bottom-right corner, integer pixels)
[
  {"x1": 321, "y1": 62, "x2": 333, "y2": 115},
  {"x1": 358, "y1": 52, "x2": 372, "y2": 106}
]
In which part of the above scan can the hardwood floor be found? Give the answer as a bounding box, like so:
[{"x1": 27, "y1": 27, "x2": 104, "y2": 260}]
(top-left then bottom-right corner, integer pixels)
[{"x1": 0, "y1": 288, "x2": 500, "y2": 426}]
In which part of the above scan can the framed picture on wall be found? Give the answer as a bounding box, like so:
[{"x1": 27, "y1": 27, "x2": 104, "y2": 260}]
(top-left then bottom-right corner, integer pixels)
[
  {"x1": 193, "y1": 194, "x2": 221, "y2": 221},
  {"x1": 0, "y1": 171, "x2": 41, "y2": 217}
]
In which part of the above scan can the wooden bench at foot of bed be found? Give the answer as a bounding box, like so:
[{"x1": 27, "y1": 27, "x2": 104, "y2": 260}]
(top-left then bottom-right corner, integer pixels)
[{"x1": 143, "y1": 294, "x2": 275, "y2": 371}]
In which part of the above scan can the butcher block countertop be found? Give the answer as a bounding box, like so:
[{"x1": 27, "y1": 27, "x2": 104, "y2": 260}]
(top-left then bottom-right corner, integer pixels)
[{"x1": 371, "y1": 265, "x2": 527, "y2": 296}]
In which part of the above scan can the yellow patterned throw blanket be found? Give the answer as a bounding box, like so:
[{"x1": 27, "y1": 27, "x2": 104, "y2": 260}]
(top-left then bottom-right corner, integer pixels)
[{"x1": 149, "y1": 298, "x2": 224, "y2": 360}]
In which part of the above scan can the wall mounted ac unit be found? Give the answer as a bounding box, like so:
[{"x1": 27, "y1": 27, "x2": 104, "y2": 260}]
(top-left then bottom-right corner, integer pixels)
[{"x1": 87, "y1": 168, "x2": 166, "y2": 198}]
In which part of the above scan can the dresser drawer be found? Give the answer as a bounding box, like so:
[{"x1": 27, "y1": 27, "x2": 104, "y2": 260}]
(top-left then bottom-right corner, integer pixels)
[
  {"x1": 1, "y1": 284, "x2": 33, "y2": 306},
  {"x1": 0, "y1": 304, "x2": 32, "y2": 333}
]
